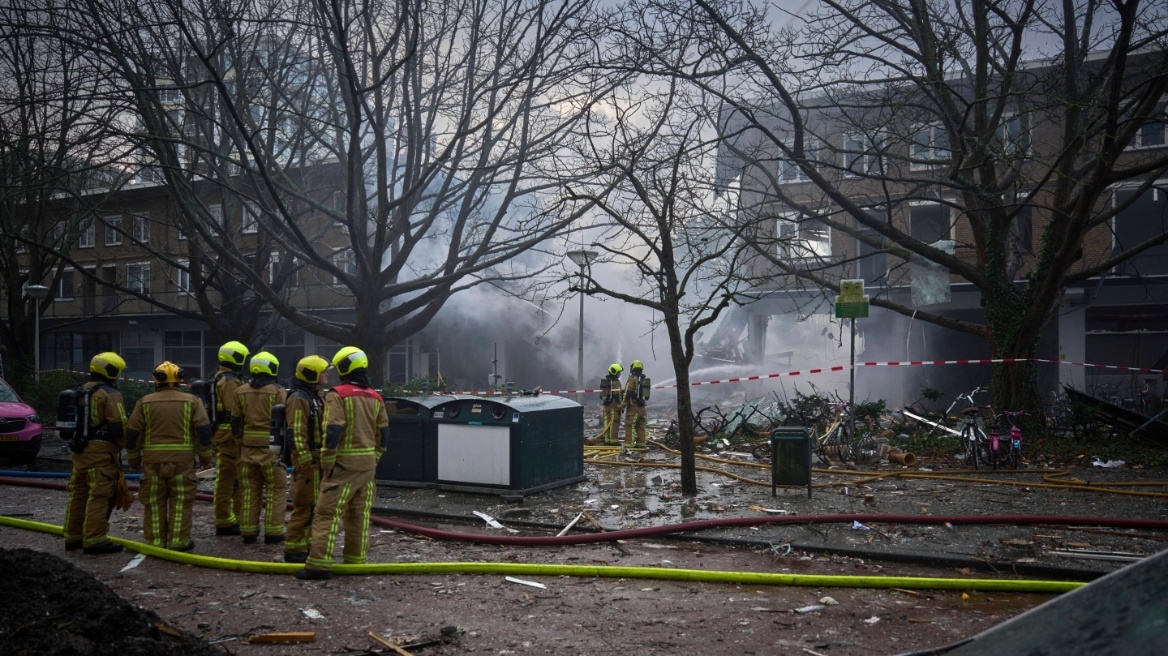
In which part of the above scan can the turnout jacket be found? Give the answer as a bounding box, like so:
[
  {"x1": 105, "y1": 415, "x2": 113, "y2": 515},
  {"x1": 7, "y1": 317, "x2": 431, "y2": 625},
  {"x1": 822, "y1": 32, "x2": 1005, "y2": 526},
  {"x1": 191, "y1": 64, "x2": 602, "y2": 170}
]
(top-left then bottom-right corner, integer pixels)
[
  {"x1": 286, "y1": 385, "x2": 324, "y2": 467},
  {"x1": 233, "y1": 379, "x2": 287, "y2": 449},
  {"x1": 321, "y1": 383, "x2": 389, "y2": 473},
  {"x1": 126, "y1": 387, "x2": 212, "y2": 464}
]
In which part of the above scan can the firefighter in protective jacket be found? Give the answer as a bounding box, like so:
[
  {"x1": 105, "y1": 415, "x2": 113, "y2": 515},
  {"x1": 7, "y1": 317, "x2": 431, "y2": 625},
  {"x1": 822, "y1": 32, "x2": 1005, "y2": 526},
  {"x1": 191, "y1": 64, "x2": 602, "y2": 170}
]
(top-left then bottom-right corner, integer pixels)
[
  {"x1": 599, "y1": 363, "x2": 624, "y2": 445},
  {"x1": 623, "y1": 359, "x2": 651, "y2": 450},
  {"x1": 63, "y1": 352, "x2": 129, "y2": 554},
  {"x1": 233, "y1": 351, "x2": 288, "y2": 544},
  {"x1": 283, "y1": 355, "x2": 328, "y2": 563},
  {"x1": 126, "y1": 361, "x2": 212, "y2": 551},
  {"x1": 211, "y1": 340, "x2": 248, "y2": 536},
  {"x1": 297, "y1": 346, "x2": 389, "y2": 580}
]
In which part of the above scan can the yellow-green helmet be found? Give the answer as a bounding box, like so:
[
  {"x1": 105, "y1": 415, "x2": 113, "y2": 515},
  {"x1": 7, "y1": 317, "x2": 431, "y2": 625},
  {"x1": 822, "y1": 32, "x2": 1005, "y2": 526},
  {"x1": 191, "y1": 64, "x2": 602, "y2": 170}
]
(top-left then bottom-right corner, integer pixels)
[
  {"x1": 608, "y1": 363, "x2": 623, "y2": 376},
  {"x1": 218, "y1": 340, "x2": 250, "y2": 367},
  {"x1": 90, "y1": 352, "x2": 126, "y2": 380},
  {"x1": 631, "y1": 359, "x2": 644, "y2": 373},
  {"x1": 249, "y1": 351, "x2": 279, "y2": 377},
  {"x1": 295, "y1": 355, "x2": 330, "y2": 384},
  {"x1": 153, "y1": 361, "x2": 185, "y2": 385},
  {"x1": 332, "y1": 346, "x2": 368, "y2": 376}
]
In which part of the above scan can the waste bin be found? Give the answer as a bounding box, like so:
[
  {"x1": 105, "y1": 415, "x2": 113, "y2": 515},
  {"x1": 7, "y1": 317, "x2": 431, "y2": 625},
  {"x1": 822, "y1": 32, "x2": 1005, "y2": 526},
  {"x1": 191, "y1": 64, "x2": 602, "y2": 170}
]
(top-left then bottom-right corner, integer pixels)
[
  {"x1": 428, "y1": 395, "x2": 584, "y2": 498},
  {"x1": 376, "y1": 395, "x2": 481, "y2": 486},
  {"x1": 771, "y1": 427, "x2": 812, "y2": 498}
]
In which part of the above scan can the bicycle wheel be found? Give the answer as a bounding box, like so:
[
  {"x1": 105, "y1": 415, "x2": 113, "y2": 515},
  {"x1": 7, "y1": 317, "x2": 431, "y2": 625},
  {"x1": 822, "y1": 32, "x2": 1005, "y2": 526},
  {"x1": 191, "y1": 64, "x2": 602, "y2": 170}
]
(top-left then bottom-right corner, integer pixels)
[
  {"x1": 853, "y1": 432, "x2": 879, "y2": 465},
  {"x1": 962, "y1": 427, "x2": 980, "y2": 468}
]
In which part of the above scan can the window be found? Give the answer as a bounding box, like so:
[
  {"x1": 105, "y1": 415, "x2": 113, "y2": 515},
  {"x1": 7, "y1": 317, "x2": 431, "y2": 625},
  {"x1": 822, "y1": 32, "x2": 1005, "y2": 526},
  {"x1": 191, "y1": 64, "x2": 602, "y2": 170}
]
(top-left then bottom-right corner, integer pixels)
[
  {"x1": 1112, "y1": 187, "x2": 1168, "y2": 276},
  {"x1": 857, "y1": 214, "x2": 888, "y2": 284},
  {"x1": 132, "y1": 213, "x2": 150, "y2": 243},
  {"x1": 996, "y1": 113, "x2": 1031, "y2": 156},
  {"x1": 332, "y1": 249, "x2": 357, "y2": 284},
  {"x1": 58, "y1": 268, "x2": 75, "y2": 300},
  {"x1": 242, "y1": 202, "x2": 259, "y2": 234},
  {"x1": 1132, "y1": 97, "x2": 1167, "y2": 149},
  {"x1": 776, "y1": 213, "x2": 831, "y2": 261},
  {"x1": 844, "y1": 134, "x2": 882, "y2": 177},
  {"x1": 121, "y1": 332, "x2": 156, "y2": 379},
  {"x1": 104, "y1": 216, "x2": 122, "y2": 246},
  {"x1": 269, "y1": 251, "x2": 280, "y2": 285},
  {"x1": 175, "y1": 259, "x2": 191, "y2": 294},
  {"x1": 126, "y1": 262, "x2": 150, "y2": 294},
  {"x1": 79, "y1": 219, "x2": 95, "y2": 249},
  {"x1": 909, "y1": 204, "x2": 951, "y2": 243},
  {"x1": 209, "y1": 204, "x2": 222, "y2": 226},
  {"x1": 1013, "y1": 206, "x2": 1033, "y2": 253},
  {"x1": 912, "y1": 124, "x2": 950, "y2": 168},
  {"x1": 158, "y1": 87, "x2": 182, "y2": 104},
  {"x1": 779, "y1": 138, "x2": 817, "y2": 184},
  {"x1": 164, "y1": 330, "x2": 203, "y2": 380}
]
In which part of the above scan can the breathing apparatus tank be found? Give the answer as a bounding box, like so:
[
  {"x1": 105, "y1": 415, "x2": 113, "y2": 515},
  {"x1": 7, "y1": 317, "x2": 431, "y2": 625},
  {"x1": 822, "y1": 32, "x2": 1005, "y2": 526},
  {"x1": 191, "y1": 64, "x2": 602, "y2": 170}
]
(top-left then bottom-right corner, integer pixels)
[
  {"x1": 269, "y1": 403, "x2": 287, "y2": 459},
  {"x1": 56, "y1": 388, "x2": 80, "y2": 443},
  {"x1": 189, "y1": 379, "x2": 211, "y2": 413}
]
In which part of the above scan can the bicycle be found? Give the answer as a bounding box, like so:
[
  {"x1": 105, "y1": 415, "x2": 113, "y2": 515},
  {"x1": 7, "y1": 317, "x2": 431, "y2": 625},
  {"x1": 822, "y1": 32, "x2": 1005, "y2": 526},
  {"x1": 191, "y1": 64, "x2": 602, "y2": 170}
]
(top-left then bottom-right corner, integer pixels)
[
  {"x1": 814, "y1": 403, "x2": 855, "y2": 466},
  {"x1": 998, "y1": 410, "x2": 1025, "y2": 469},
  {"x1": 953, "y1": 387, "x2": 991, "y2": 468}
]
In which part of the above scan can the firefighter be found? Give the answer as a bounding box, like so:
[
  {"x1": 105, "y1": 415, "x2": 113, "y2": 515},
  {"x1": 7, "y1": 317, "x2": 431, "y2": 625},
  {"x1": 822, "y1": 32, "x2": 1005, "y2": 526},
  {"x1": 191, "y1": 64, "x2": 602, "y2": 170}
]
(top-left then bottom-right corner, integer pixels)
[
  {"x1": 283, "y1": 355, "x2": 328, "y2": 563},
  {"x1": 62, "y1": 352, "x2": 130, "y2": 554},
  {"x1": 600, "y1": 363, "x2": 624, "y2": 446},
  {"x1": 125, "y1": 361, "x2": 212, "y2": 551},
  {"x1": 622, "y1": 359, "x2": 651, "y2": 451},
  {"x1": 297, "y1": 346, "x2": 389, "y2": 580},
  {"x1": 233, "y1": 351, "x2": 288, "y2": 545},
  {"x1": 211, "y1": 340, "x2": 249, "y2": 536}
]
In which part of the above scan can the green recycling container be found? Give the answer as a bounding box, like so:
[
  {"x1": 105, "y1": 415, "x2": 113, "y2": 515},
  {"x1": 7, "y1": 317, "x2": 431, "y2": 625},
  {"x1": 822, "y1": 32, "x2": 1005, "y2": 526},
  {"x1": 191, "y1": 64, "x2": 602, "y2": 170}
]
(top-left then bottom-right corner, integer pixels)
[{"x1": 771, "y1": 427, "x2": 812, "y2": 498}]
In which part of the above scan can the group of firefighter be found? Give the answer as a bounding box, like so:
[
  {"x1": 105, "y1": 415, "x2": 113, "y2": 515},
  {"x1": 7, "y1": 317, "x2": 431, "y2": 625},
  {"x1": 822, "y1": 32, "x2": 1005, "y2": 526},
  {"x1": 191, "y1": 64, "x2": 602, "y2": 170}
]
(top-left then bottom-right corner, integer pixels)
[
  {"x1": 59, "y1": 342, "x2": 388, "y2": 581},
  {"x1": 599, "y1": 360, "x2": 651, "y2": 450}
]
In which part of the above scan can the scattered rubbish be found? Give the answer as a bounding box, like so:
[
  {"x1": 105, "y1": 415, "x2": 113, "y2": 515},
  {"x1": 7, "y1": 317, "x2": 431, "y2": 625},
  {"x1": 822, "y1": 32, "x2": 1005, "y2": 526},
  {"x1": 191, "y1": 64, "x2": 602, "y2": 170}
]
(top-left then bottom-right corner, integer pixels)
[
  {"x1": 246, "y1": 632, "x2": 316, "y2": 644},
  {"x1": 301, "y1": 608, "x2": 324, "y2": 619},
  {"x1": 852, "y1": 521, "x2": 871, "y2": 531},
  {"x1": 863, "y1": 616, "x2": 881, "y2": 624},
  {"x1": 907, "y1": 617, "x2": 932, "y2": 623},
  {"x1": 472, "y1": 511, "x2": 519, "y2": 533},
  {"x1": 120, "y1": 553, "x2": 147, "y2": 572},
  {"x1": 649, "y1": 475, "x2": 663, "y2": 485},
  {"x1": 154, "y1": 623, "x2": 181, "y2": 637},
  {"x1": 556, "y1": 512, "x2": 584, "y2": 537},
  {"x1": 863, "y1": 494, "x2": 875, "y2": 504},
  {"x1": 768, "y1": 542, "x2": 793, "y2": 559},
  {"x1": 794, "y1": 605, "x2": 826, "y2": 614},
  {"x1": 368, "y1": 630, "x2": 414, "y2": 656},
  {"x1": 1049, "y1": 549, "x2": 1144, "y2": 562},
  {"x1": 749, "y1": 505, "x2": 790, "y2": 514},
  {"x1": 1092, "y1": 459, "x2": 1126, "y2": 468},
  {"x1": 818, "y1": 596, "x2": 838, "y2": 605},
  {"x1": 505, "y1": 576, "x2": 548, "y2": 589}
]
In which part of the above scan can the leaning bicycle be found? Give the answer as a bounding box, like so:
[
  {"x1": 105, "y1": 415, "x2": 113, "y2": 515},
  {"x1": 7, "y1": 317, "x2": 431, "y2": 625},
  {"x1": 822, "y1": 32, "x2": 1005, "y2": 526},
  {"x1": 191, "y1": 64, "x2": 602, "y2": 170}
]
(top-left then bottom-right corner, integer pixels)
[
  {"x1": 958, "y1": 405, "x2": 992, "y2": 469},
  {"x1": 814, "y1": 403, "x2": 854, "y2": 465}
]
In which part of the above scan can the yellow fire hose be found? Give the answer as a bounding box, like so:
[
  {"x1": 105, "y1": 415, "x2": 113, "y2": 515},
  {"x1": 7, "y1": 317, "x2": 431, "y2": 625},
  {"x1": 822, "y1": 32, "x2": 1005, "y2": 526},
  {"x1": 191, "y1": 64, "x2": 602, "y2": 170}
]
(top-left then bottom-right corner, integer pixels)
[{"x1": 0, "y1": 514, "x2": 1082, "y2": 593}]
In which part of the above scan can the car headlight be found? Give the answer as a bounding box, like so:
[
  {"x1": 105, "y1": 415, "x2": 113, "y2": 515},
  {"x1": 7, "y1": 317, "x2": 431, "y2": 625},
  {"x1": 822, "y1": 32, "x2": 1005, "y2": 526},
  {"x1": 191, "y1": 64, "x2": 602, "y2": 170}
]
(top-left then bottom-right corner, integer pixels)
[{"x1": 27, "y1": 414, "x2": 41, "y2": 425}]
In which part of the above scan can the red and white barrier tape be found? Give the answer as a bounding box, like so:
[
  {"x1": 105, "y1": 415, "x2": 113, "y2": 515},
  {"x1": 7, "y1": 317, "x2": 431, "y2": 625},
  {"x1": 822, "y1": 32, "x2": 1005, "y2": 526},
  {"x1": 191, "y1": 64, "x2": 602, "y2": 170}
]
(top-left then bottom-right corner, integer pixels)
[{"x1": 39, "y1": 357, "x2": 1165, "y2": 398}]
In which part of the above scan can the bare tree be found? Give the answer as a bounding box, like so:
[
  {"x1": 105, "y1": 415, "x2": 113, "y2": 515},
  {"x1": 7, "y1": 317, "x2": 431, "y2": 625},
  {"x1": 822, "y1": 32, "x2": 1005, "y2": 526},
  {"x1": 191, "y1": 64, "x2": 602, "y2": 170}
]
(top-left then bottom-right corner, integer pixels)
[
  {"x1": 566, "y1": 68, "x2": 776, "y2": 495},
  {"x1": 58, "y1": 0, "x2": 616, "y2": 380},
  {"x1": 645, "y1": 0, "x2": 1168, "y2": 412},
  {"x1": 0, "y1": 0, "x2": 128, "y2": 378}
]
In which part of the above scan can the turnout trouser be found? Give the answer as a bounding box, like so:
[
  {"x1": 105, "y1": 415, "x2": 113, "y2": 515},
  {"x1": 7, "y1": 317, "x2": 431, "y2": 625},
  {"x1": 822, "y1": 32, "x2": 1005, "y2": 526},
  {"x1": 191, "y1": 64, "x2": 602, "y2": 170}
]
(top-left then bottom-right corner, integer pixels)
[
  {"x1": 285, "y1": 460, "x2": 321, "y2": 555},
  {"x1": 139, "y1": 460, "x2": 197, "y2": 550},
  {"x1": 211, "y1": 427, "x2": 242, "y2": 528},
  {"x1": 239, "y1": 447, "x2": 288, "y2": 539},
  {"x1": 63, "y1": 456, "x2": 120, "y2": 548},
  {"x1": 623, "y1": 404, "x2": 647, "y2": 447},
  {"x1": 602, "y1": 405, "x2": 623, "y2": 445},
  {"x1": 303, "y1": 465, "x2": 376, "y2": 573}
]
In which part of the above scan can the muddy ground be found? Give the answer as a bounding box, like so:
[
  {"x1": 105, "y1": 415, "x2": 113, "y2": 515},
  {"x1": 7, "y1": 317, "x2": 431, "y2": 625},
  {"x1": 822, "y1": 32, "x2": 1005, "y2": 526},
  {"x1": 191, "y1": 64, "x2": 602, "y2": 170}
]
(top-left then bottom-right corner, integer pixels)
[{"x1": 2, "y1": 430, "x2": 1167, "y2": 656}]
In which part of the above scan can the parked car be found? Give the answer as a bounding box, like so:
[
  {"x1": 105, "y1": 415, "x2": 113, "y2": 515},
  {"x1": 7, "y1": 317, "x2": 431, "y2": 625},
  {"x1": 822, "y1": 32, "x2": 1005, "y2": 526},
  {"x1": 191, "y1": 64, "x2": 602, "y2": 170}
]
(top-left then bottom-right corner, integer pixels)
[{"x1": 0, "y1": 376, "x2": 43, "y2": 462}]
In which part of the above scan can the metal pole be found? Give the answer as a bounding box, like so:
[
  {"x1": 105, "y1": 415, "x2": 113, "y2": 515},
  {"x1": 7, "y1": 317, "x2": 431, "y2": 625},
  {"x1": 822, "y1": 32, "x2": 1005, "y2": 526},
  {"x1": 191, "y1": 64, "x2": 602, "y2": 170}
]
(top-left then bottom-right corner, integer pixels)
[
  {"x1": 34, "y1": 302, "x2": 40, "y2": 383},
  {"x1": 577, "y1": 263, "x2": 585, "y2": 406},
  {"x1": 849, "y1": 317, "x2": 856, "y2": 441}
]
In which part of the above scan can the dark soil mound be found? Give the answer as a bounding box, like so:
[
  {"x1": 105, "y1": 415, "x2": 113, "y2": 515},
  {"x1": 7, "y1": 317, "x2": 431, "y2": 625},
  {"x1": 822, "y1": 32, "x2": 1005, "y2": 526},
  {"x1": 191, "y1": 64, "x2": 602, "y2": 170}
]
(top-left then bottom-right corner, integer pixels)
[{"x1": 0, "y1": 548, "x2": 224, "y2": 656}]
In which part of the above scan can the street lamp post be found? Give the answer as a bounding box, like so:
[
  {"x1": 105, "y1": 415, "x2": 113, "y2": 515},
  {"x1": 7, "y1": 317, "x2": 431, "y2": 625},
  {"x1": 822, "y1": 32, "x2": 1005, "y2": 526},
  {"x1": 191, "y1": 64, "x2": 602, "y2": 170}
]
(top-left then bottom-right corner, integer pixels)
[
  {"x1": 566, "y1": 250, "x2": 596, "y2": 406},
  {"x1": 25, "y1": 284, "x2": 50, "y2": 382}
]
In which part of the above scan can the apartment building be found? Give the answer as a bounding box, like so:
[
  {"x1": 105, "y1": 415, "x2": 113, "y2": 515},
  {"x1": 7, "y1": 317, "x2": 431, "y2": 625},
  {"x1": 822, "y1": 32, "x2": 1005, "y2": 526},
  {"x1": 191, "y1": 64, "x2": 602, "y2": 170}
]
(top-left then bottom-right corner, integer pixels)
[{"x1": 714, "y1": 58, "x2": 1168, "y2": 403}]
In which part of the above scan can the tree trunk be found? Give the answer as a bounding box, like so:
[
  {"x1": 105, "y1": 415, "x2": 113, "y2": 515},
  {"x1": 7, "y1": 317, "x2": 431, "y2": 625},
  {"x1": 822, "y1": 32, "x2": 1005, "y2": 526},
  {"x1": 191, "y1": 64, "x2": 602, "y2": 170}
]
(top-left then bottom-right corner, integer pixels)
[{"x1": 667, "y1": 320, "x2": 697, "y2": 496}]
